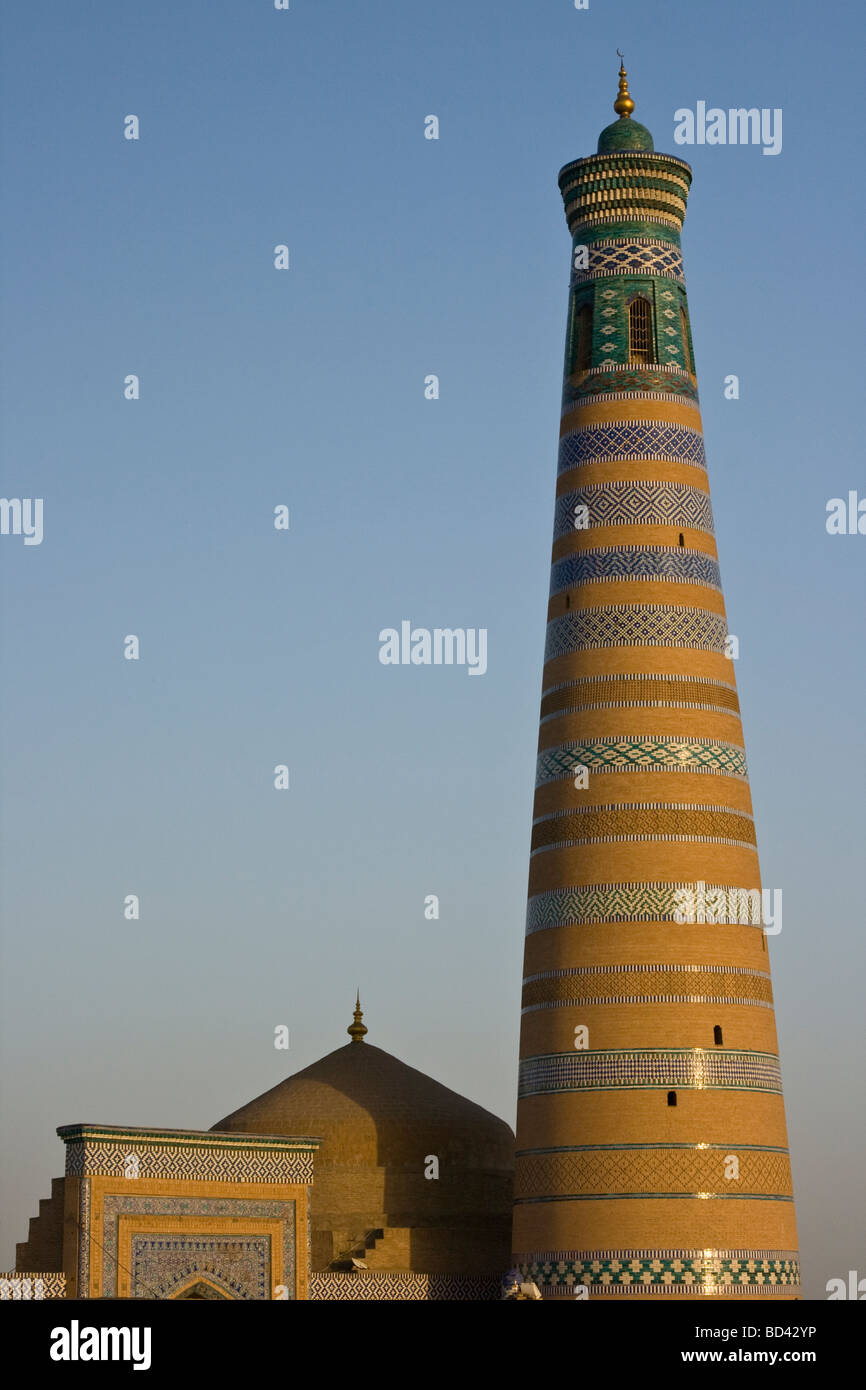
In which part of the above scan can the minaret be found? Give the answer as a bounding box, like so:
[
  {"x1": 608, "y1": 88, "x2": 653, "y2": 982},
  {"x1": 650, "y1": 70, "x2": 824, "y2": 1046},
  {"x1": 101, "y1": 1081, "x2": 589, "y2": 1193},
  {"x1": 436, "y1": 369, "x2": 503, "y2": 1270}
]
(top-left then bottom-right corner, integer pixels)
[{"x1": 513, "y1": 60, "x2": 799, "y2": 1299}]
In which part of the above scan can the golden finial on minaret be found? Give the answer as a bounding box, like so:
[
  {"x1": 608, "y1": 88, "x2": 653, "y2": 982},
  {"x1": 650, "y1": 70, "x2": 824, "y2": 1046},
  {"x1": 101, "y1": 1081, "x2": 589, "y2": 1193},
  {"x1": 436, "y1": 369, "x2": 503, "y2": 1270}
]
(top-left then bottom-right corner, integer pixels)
[
  {"x1": 347, "y1": 991, "x2": 368, "y2": 1043},
  {"x1": 613, "y1": 50, "x2": 635, "y2": 118}
]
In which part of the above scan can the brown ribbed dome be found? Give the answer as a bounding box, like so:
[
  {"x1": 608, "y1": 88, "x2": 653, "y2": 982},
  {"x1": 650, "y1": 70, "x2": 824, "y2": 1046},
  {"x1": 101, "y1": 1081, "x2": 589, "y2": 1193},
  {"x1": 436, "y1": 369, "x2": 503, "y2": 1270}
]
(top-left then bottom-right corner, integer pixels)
[{"x1": 211, "y1": 1039, "x2": 514, "y2": 1173}]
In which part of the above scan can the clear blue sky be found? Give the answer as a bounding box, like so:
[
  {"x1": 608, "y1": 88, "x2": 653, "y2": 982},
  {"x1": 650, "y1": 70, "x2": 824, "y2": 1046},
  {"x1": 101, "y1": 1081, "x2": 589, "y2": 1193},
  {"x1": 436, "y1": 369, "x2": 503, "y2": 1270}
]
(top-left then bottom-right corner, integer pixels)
[{"x1": 1, "y1": 0, "x2": 863, "y2": 1298}]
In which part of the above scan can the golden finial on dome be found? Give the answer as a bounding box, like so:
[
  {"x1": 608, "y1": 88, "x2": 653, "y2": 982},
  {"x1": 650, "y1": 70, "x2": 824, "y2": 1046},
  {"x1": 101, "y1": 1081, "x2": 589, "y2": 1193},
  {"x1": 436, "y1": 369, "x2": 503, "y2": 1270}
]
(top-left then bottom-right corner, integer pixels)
[
  {"x1": 613, "y1": 50, "x2": 635, "y2": 118},
  {"x1": 347, "y1": 991, "x2": 368, "y2": 1043}
]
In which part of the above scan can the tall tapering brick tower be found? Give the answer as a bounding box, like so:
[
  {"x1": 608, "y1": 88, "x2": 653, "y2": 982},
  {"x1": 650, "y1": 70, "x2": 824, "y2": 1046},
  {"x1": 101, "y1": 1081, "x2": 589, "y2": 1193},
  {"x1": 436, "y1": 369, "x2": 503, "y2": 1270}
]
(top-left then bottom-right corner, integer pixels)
[{"x1": 512, "y1": 61, "x2": 799, "y2": 1299}]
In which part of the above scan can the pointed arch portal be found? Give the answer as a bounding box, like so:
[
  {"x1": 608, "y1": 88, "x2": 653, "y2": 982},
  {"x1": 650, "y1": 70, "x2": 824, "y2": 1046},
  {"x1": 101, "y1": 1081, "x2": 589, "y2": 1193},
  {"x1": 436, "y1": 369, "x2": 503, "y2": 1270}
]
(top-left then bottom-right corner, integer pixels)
[{"x1": 171, "y1": 1276, "x2": 235, "y2": 1301}]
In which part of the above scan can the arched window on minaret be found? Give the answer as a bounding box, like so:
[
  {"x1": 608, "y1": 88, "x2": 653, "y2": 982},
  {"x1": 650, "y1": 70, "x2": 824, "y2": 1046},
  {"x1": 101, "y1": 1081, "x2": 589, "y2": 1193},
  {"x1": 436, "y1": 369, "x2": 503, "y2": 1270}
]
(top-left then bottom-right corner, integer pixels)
[
  {"x1": 628, "y1": 295, "x2": 654, "y2": 364},
  {"x1": 576, "y1": 302, "x2": 593, "y2": 372},
  {"x1": 681, "y1": 306, "x2": 692, "y2": 373}
]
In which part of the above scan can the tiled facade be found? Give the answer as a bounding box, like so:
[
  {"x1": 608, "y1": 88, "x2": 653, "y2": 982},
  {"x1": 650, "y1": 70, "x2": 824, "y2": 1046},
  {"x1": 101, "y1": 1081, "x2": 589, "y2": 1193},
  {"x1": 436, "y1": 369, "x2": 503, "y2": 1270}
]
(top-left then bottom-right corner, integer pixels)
[
  {"x1": 55, "y1": 1125, "x2": 319, "y2": 1300},
  {"x1": 513, "y1": 75, "x2": 799, "y2": 1298}
]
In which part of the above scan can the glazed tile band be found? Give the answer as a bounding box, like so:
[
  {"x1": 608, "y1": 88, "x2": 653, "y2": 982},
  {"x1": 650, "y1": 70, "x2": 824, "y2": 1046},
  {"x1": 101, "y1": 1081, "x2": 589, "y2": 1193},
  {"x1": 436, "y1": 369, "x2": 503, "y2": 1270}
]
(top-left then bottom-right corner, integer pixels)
[
  {"x1": 525, "y1": 881, "x2": 767, "y2": 932},
  {"x1": 570, "y1": 235, "x2": 685, "y2": 284},
  {"x1": 518, "y1": 1048, "x2": 783, "y2": 1097},
  {"x1": 549, "y1": 547, "x2": 722, "y2": 594},
  {"x1": 529, "y1": 803, "x2": 757, "y2": 853},
  {"x1": 514, "y1": 1248, "x2": 800, "y2": 1295},
  {"x1": 558, "y1": 421, "x2": 706, "y2": 472},
  {"x1": 553, "y1": 481, "x2": 715, "y2": 539},
  {"x1": 543, "y1": 606, "x2": 729, "y2": 660},
  {"x1": 513, "y1": 1144, "x2": 793, "y2": 1200},
  {"x1": 535, "y1": 737, "x2": 748, "y2": 787}
]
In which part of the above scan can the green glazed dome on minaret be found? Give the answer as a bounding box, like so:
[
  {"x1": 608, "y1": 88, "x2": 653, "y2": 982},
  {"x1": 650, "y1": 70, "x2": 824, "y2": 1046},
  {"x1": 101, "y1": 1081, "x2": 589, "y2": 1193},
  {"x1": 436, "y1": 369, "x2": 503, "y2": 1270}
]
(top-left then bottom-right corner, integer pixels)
[
  {"x1": 597, "y1": 53, "x2": 654, "y2": 153},
  {"x1": 597, "y1": 118, "x2": 654, "y2": 153}
]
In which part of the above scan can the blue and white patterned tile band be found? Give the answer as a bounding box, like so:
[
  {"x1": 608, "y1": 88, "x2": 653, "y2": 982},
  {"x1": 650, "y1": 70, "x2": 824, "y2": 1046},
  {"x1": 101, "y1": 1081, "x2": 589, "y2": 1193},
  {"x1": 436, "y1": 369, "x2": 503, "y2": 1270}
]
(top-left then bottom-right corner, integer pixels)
[
  {"x1": 518, "y1": 1049, "x2": 783, "y2": 1097},
  {"x1": 554, "y1": 481, "x2": 715, "y2": 539},
  {"x1": 558, "y1": 422, "x2": 705, "y2": 473},
  {"x1": 544, "y1": 606, "x2": 728, "y2": 661},
  {"x1": 525, "y1": 882, "x2": 767, "y2": 932},
  {"x1": 535, "y1": 737, "x2": 748, "y2": 786},
  {"x1": 549, "y1": 546, "x2": 722, "y2": 594},
  {"x1": 63, "y1": 1138, "x2": 313, "y2": 1185},
  {"x1": 570, "y1": 236, "x2": 686, "y2": 285}
]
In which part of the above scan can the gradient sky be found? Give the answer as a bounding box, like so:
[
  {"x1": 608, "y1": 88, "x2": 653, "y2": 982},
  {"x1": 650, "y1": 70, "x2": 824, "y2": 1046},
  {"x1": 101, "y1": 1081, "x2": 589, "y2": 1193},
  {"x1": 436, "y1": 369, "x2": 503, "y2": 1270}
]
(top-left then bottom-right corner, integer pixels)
[{"x1": 1, "y1": 0, "x2": 863, "y2": 1299}]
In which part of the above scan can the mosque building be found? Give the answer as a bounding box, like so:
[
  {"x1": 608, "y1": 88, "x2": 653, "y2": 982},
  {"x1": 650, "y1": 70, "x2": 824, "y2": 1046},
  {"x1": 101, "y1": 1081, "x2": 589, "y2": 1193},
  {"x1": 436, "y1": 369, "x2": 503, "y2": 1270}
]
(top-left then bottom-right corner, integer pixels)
[
  {"x1": 5, "y1": 62, "x2": 799, "y2": 1302},
  {"x1": 9, "y1": 1002, "x2": 514, "y2": 1300}
]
